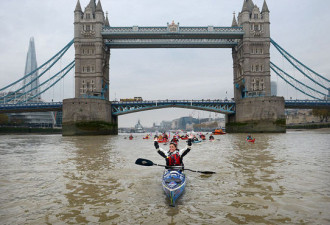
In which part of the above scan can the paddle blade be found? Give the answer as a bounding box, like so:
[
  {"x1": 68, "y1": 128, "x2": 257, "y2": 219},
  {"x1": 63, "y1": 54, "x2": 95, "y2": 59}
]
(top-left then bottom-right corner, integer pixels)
[
  {"x1": 200, "y1": 171, "x2": 216, "y2": 174},
  {"x1": 135, "y1": 158, "x2": 154, "y2": 166},
  {"x1": 185, "y1": 168, "x2": 216, "y2": 174}
]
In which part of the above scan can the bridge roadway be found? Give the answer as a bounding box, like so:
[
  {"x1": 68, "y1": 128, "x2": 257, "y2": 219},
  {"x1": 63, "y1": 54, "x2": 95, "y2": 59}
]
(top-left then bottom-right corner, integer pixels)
[{"x1": 0, "y1": 99, "x2": 329, "y2": 114}]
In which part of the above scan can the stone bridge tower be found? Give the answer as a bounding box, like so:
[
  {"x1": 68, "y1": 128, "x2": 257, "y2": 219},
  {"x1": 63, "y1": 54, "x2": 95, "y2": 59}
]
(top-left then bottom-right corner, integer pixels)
[
  {"x1": 62, "y1": 0, "x2": 117, "y2": 136},
  {"x1": 227, "y1": 0, "x2": 286, "y2": 133}
]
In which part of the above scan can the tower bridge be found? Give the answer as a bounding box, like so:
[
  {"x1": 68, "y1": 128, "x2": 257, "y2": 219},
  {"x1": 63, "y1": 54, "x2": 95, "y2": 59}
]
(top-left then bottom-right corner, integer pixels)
[
  {"x1": 1, "y1": 0, "x2": 329, "y2": 135},
  {"x1": 64, "y1": 0, "x2": 285, "y2": 135}
]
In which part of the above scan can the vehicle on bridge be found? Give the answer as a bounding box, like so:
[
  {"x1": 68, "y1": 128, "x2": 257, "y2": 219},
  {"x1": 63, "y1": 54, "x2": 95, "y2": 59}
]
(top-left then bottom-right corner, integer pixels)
[{"x1": 120, "y1": 97, "x2": 143, "y2": 102}]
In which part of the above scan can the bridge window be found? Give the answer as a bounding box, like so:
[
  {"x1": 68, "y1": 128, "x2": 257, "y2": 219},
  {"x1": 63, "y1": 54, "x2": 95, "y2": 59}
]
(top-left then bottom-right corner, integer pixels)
[
  {"x1": 254, "y1": 14, "x2": 258, "y2": 19},
  {"x1": 86, "y1": 14, "x2": 91, "y2": 20}
]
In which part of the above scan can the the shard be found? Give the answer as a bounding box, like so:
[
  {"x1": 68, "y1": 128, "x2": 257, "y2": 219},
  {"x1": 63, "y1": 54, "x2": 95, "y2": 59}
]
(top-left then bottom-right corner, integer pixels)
[{"x1": 23, "y1": 37, "x2": 40, "y2": 99}]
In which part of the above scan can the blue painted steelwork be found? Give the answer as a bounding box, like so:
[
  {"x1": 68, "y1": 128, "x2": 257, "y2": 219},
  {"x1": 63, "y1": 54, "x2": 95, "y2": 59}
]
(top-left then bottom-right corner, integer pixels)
[
  {"x1": 111, "y1": 100, "x2": 236, "y2": 115},
  {"x1": 105, "y1": 39, "x2": 239, "y2": 48},
  {"x1": 271, "y1": 39, "x2": 330, "y2": 90},
  {"x1": 0, "y1": 102, "x2": 63, "y2": 113},
  {"x1": 0, "y1": 99, "x2": 329, "y2": 114},
  {"x1": 102, "y1": 26, "x2": 244, "y2": 48},
  {"x1": 0, "y1": 40, "x2": 74, "y2": 95},
  {"x1": 5, "y1": 61, "x2": 75, "y2": 104},
  {"x1": 285, "y1": 100, "x2": 330, "y2": 109},
  {"x1": 270, "y1": 62, "x2": 326, "y2": 99},
  {"x1": 21, "y1": 62, "x2": 75, "y2": 103}
]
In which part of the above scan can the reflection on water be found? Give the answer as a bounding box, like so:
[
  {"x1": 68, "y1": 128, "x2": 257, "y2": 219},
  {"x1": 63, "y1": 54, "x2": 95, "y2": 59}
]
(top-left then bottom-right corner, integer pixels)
[
  {"x1": 226, "y1": 134, "x2": 288, "y2": 224},
  {"x1": 0, "y1": 129, "x2": 329, "y2": 224},
  {"x1": 58, "y1": 136, "x2": 121, "y2": 224}
]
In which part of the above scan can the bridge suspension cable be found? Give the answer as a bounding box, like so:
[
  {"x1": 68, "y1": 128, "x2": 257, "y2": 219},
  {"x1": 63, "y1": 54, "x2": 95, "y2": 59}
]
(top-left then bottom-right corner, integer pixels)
[
  {"x1": 270, "y1": 39, "x2": 330, "y2": 91},
  {"x1": 270, "y1": 62, "x2": 324, "y2": 100},
  {"x1": 6, "y1": 61, "x2": 75, "y2": 104},
  {"x1": 0, "y1": 39, "x2": 74, "y2": 93},
  {"x1": 0, "y1": 39, "x2": 74, "y2": 102},
  {"x1": 17, "y1": 61, "x2": 75, "y2": 104}
]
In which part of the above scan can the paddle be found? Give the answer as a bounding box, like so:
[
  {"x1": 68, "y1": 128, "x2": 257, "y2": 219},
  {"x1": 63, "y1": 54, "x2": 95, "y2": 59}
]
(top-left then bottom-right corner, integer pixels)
[{"x1": 135, "y1": 158, "x2": 216, "y2": 174}]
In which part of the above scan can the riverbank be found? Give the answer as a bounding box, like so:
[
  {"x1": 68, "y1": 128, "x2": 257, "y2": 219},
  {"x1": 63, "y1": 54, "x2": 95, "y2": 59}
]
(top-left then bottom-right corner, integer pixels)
[
  {"x1": 286, "y1": 122, "x2": 330, "y2": 129},
  {"x1": 0, "y1": 127, "x2": 62, "y2": 134}
]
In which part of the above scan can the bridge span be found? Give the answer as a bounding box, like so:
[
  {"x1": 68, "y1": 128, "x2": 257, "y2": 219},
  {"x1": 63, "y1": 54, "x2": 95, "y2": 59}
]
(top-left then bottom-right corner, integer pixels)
[{"x1": 0, "y1": 99, "x2": 329, "y2": 114}]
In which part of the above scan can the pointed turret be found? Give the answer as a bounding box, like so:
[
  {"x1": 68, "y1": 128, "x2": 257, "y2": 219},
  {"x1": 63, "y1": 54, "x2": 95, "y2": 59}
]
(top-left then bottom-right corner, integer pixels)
[
  {"x1": 74, "y1": 0, "x2": 83, "y2": 23},
  {"x1": 231, "y1": 12, "x2": 238, "y2": 27},
  {"x1": 105, "y1": 12, "x2": 110, "y2": 26},
  {"x1": 241, "y1": 0, "x2": 249, "y2": 12},
  {"x1": 75, "y1": 0, "x2": 82, "y2": 12},
  {"x1": 85, "y1": 0, "x2": 96, "y2": 14},
  {"x1": 96, "y1": 0, "x2": 103, "y2": 12},
  {"x1": 242, "y1": 0, "x2": 254, "y2": 12},
  {"x1": 247, "y1": 0, "x2": 255, "y2": 12},
  {"x1": 262, "y1": 0, "x2": 270, "y2": 13},
  {"x1": 95, "y1": 0, "x2": 104, "y2": 22}
]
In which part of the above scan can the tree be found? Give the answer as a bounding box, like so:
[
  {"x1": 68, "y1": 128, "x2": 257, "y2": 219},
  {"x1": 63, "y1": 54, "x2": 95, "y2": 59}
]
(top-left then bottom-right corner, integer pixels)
[{"x1": 312, "y1": 109, "x2": 330, "y2": 122}]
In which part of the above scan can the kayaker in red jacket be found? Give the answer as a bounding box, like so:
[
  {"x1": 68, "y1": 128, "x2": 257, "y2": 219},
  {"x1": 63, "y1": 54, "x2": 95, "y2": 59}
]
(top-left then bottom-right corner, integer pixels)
[{"x1": 154, "y1": 137, "x2": 192, "y2": 168}]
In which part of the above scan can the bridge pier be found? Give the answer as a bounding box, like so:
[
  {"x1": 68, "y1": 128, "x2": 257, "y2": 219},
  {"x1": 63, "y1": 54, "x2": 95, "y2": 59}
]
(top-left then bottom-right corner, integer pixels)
[
  {"x1": 226, "y1": 96, "x2": 286, "y2": 133},
  {"x1": 62, "y1": 98, "x2": 118, "y2": 136}
]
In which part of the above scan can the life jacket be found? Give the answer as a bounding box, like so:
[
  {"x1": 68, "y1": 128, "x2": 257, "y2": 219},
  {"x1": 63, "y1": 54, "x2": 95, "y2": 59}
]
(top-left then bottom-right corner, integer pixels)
[{"x1": 167, "y1": 152, "x2": 182, "y2": 166}]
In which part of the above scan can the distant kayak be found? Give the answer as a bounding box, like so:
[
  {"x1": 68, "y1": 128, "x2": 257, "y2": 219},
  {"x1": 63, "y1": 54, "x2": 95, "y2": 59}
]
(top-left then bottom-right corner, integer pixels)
[
  {"x1": 246, "y1": 138, "x2": 255, "y2": 143},
  {"x1": 192, "y1": 140, "x2": 201, "y2": 144},
  {"x1": 212, "y1": 129, "x2": 226, "y2": 135}
]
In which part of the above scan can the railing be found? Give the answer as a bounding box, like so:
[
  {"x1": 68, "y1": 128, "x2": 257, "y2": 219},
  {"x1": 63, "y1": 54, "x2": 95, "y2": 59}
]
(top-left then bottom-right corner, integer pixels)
[
  {"x1": 0, "y1": 99, "x2": 328, "y2": 114},
  {"x1": 102, "y1": 26, "x2": 244, "y2": 34},
  {"x1": 111, "y1": 99, "x2": 236, "y2": 115}
]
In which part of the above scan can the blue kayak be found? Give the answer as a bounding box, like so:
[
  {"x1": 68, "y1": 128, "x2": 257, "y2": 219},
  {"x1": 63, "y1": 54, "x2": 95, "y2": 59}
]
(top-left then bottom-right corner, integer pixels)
[
  {"x1": 192, "y1": 140, "x2": 201, "y2": 143},
  {"x1": 162, "y1": 169, "x2": 186, "y2": 206}
]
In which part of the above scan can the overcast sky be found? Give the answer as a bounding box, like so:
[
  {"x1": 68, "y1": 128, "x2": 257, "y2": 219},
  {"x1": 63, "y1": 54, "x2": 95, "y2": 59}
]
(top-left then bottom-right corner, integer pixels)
[{"x1": 0, "y1": 0, "x2": 329, "y2": 127}]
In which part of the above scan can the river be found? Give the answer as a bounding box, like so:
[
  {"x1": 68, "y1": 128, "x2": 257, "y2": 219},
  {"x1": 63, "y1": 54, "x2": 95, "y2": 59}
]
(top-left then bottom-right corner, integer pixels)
[{"x1": 0, "y1": 129, "x2": 329, "y2": 224}]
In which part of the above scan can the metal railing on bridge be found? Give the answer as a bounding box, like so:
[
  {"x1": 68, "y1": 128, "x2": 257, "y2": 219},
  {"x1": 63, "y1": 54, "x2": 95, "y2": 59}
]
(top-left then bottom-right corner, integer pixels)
[
  {"x1": 0, "y1": 99, "x2": 329, "y2": 114},
  {"x1": 111, "y1": 99, "x2": 236, "y2": 115},
  {"x1": 0, "y1": 102, "x2": 63, "y2": 113},
  {"x1": 285, "y1": 99, "x2": 330, "y2": 109}
]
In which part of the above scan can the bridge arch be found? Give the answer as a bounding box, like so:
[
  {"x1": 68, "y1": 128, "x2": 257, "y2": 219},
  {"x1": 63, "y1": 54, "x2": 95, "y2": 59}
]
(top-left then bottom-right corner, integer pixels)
[{"x1": 111, "y1": 100, "x2": 235, "y2": 116}]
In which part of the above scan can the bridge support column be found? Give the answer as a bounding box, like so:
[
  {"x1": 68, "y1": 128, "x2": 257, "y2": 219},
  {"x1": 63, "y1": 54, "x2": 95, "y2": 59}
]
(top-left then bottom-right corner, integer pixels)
[
  {"x1": 226, "y1": 96, "x2": 286, "y2": 133},
  {"x1": 62, "y1": 98, "x2": 118, "y2": 136}
]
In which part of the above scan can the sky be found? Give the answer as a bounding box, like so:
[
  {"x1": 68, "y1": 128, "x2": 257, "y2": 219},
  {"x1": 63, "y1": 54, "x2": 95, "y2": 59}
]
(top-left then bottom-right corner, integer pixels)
[{"x1": 0, "y1": 0, "x2": 329, "y2": 127}]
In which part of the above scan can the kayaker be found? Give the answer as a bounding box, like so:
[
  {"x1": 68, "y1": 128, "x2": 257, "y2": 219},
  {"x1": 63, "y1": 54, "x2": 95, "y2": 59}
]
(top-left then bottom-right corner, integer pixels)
[
  {"x1": 192, "y1": 135, "x2": 199, "y2": 142},
  {"x1": 171, "y1": 136, "x2": 179, "y2": 144},
  {"x1": 209, "y1": 135, "x2": 214, "y2": 140},
  {"x1": 247, "y1": 135, "x2": 252, "y2": 140},
  {"x1": 154, "y1": 137, "x2": 192, "y2": 168}
]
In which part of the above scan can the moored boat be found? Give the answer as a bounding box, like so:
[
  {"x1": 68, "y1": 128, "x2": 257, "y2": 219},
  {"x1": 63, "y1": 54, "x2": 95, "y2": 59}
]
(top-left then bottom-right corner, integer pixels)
[{"x1": 162, "y1": 169, "x2": 186, "y2": 206}]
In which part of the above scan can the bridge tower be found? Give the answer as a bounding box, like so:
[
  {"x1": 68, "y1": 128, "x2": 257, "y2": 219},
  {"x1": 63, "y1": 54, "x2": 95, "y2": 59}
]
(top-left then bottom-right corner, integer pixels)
[
  {"x1": 62, "y1": 0, "x2": 117, "y2": 135},
  {"x1": 227, "y1": 0, "x2": 286, "y2": 133}
]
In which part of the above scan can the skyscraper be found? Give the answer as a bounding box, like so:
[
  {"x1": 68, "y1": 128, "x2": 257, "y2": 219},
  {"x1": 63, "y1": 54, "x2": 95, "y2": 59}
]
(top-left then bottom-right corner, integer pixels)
[
  {"x1": 271, "y1": 81, "x2": 277, "y2": 96},
  {"x1": 23, "y1": 37, "x2": 40, "y2": 99},
  {"x1": 8, "y1": 38, "x2": 56, "y2": 127}
]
